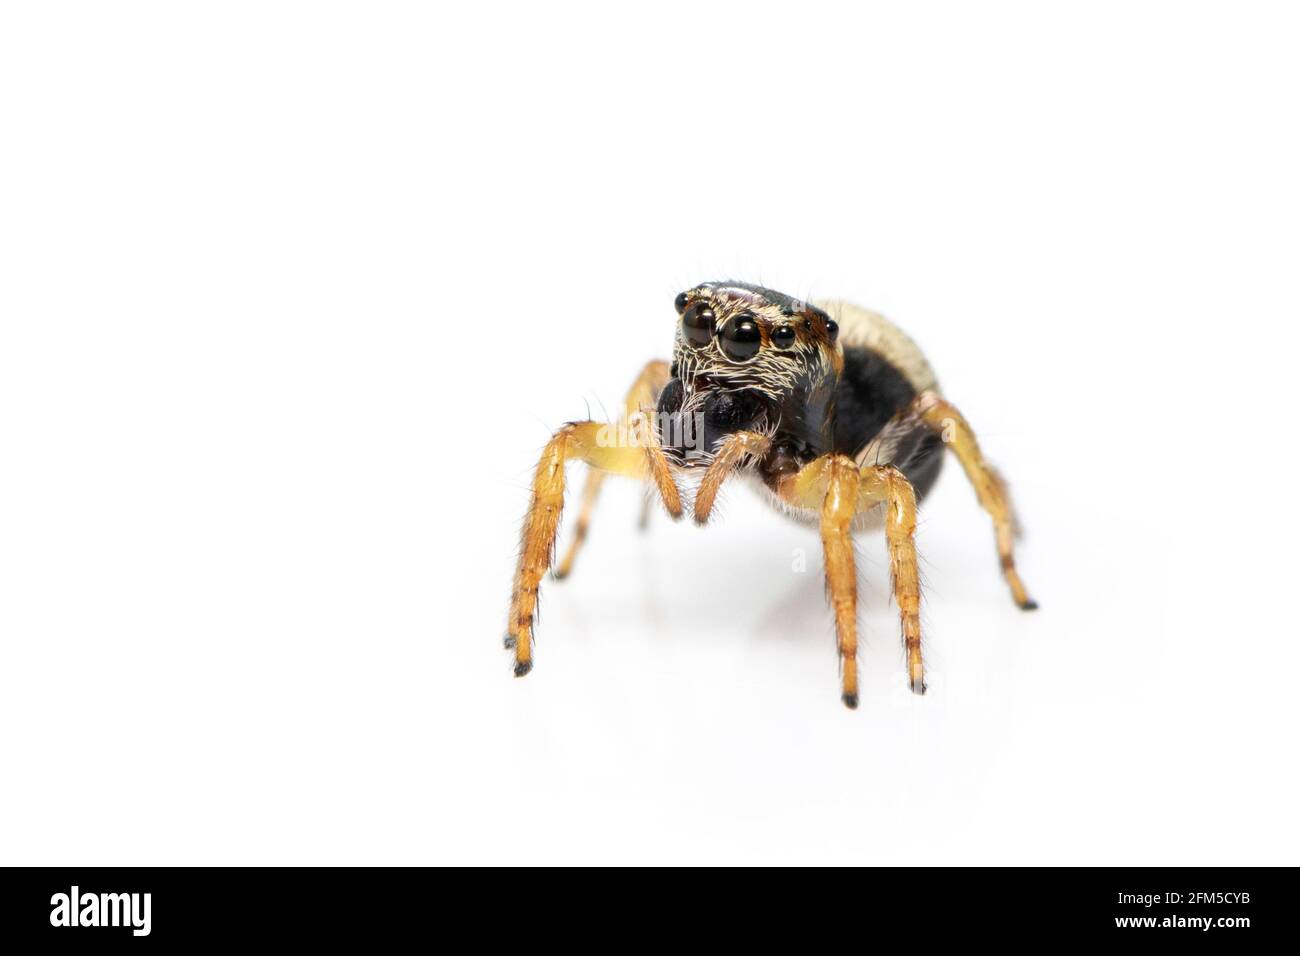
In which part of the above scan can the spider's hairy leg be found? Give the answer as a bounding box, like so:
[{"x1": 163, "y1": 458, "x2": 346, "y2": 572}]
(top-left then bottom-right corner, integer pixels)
[
  {"x1": 693, "y1": 430, "x2": 771, "y2": 525},
  {"x1": 859, "y1": 465, "x2": 926, "y2": 694},
  {"x1": 553, "y1": 471, "x2": 604, "y2": 580},
  {"x1": 916, "y1": 392, "x2": 1038, "y2": 610},
  {"x1": 784, "y1": 454, "x2": 862, "y2": 708},
  {"x1": 555, "y1": 359, "x2": 673, "y2": 580},
  {"x1": 508, "y1": 419, "x2": 681, "y2": 677}
]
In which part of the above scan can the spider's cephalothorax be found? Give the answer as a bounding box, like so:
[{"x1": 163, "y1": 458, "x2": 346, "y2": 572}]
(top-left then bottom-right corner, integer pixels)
[
  {"x1": 657, "y1": 281, "x2": 842, "y2": 470},
  {"x1": 506, "y1": 281, "x2": 1037, "y2": 708}
]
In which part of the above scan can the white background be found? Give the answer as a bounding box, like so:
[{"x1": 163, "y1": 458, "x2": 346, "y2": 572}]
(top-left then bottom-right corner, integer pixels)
[{"x1": 2, "y1": 2, "x2": 1297, "y2": 865}]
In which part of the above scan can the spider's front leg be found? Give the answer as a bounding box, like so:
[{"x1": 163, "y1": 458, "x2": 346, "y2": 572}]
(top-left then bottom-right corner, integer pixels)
[
  {"x1": 783, "y1": 455, "x2": 864, "y2": 706},
  {"x1": 507, "y1": 417, "x2": 682, "y2": 677},
  {"x1": 783, "y1": 456, "x2": 926, "y2": 705},
  {"x1": 858, "y1": 465, "x2": 925, "y2": 693}
]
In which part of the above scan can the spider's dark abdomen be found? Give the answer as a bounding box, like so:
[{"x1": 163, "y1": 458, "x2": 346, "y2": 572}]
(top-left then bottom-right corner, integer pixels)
[
  {"x1": 833, "y1": 345, "x2": 945, "y2": 501},
  {"x1": 833, "y1": 346, "x2": 917, "y2": 450}
]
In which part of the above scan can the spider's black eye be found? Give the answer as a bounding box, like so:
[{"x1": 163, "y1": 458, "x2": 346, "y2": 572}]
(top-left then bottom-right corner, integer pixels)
[
  {"x1": 674, "y1": 292, "x2": 689, "y2": 314},
  {"x1": 681, "y1": 302, "x2": 715, "y2": 347},
  {"x1": 772, "y1": 324, "x2": 796, "y2": 349},
  {"x1": 720, "y1": 312, "x2": 762, "y2": 361},
  {"x1": 824, "y1": 318, "x2": 839, "y2": 344}
]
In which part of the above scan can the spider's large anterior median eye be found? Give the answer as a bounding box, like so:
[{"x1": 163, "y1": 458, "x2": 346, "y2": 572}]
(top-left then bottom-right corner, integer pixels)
[
  {"x1": 771, "y1": 324, "x2": 796, "y2": 349},
  {"x1": 720, "y1": 312, "x2": 762, "y2": 361},
  {"x1": 681, "y1": 302, "x2": 715, "y2": 347},
  {"x1": 825, "y1": 318, "x2": 839, "y2": 344}
]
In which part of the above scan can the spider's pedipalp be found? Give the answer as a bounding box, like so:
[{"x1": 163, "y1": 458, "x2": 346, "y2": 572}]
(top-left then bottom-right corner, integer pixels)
[{"x1": 692, "y1": 430, "x2": 770, "y2": 525}]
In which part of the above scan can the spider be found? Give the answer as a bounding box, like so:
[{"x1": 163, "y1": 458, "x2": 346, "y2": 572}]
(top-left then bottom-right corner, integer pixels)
[{"x1": 505, "y1": 281, "x2": 1036, "y2": 708}]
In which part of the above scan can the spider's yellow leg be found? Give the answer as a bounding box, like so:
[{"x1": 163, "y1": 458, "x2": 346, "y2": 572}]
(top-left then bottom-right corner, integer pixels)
[
  {"x1": 508, "y1": 419, "x2": 680, "y2": 676},
  {"x1": 553, "y1": 470, "x2": 604, "y2": 580},
  {"x1": 693, "y1": 430, "x2": 771, "y2": 525},
  {"x1": 918, "y1": 392, "x2": 1038, "y2": 610},
  {"x1": 820, "y1": 457, "x2": 862, "y2": 707},
  {"x1": 780, "y1": 456, "x2": 927, "y2": 703},
  {"x1": 860, "y1": 465, "x2": 925, "y2": 693},
  {"x1": 782, "y1": 454, "x2": 862, "y2": 708},
  {"x1": 555, "y1": 359, "x2": 673, "y2": 579}
]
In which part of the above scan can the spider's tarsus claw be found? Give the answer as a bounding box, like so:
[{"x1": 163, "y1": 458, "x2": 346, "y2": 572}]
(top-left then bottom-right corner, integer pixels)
[
  {"x1": 1018, "y1": 598, "x2": 1039, "y2": 611},
  {"x1": 552, "y1": 568, "x2": 568, "y2": 581},
  {"x1": 513, "y1": 659, "x2": 533, "y2": 677},
  {"x1": 909, "y1": 678, "x2": 928, "y2": 695},
  {"x1": 502, "y1": 633, "x2": 516, "y2": 650},
  {"x1": 841, "y1": 692, "x2": 859, "y2": 709}
]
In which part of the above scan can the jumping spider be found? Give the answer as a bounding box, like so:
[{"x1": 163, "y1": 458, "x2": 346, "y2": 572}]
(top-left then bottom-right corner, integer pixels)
[{"x1": 506, "y1": 281, "x2": 1036, "y2": 708}]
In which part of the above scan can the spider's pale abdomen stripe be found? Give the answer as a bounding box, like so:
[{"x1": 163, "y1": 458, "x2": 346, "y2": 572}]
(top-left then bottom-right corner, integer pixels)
[{"x1": 815, "y1": 300, "x2": 938, "y2": 394}]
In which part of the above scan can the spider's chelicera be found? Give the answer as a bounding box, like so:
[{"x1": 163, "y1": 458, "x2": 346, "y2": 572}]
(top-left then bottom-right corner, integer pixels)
[{"x1": 506, "y1": 281, "x2": 1037, "y2": 708}]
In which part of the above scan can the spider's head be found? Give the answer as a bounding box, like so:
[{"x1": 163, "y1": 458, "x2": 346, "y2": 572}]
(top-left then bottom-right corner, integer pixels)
[{"x1": 657, "y1": 282, "x2": 843, "y2": 466}]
